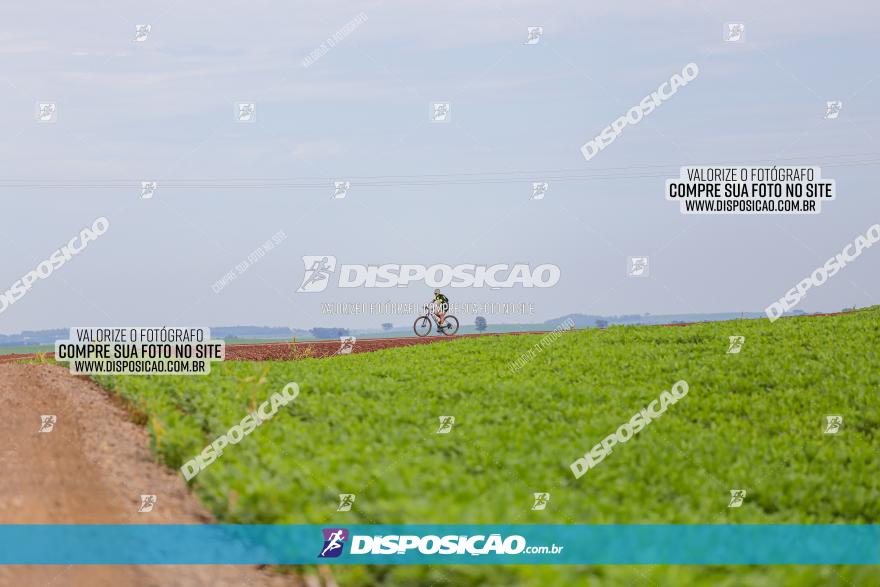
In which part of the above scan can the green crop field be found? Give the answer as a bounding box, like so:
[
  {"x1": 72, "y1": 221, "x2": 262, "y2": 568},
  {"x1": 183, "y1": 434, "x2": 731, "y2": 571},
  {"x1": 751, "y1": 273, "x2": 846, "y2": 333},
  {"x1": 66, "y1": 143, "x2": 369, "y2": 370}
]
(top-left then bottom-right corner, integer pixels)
[
  {"x1": 0, "y1": 344, "x2": 53, "y2": 355},
  {"x1": 93, "y1": 307, "x2": 880, "y2": 586}
]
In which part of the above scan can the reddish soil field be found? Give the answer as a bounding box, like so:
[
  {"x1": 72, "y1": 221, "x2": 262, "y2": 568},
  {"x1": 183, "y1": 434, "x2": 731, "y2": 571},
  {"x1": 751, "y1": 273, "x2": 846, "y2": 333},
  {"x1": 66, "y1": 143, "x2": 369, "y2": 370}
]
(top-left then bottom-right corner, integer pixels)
[
  {"x1": 223, "y1": 331, "x2": 551, "y2": 361},
  {"x1": 0, "y1": 331, "x2": 553, "y2": 364}
]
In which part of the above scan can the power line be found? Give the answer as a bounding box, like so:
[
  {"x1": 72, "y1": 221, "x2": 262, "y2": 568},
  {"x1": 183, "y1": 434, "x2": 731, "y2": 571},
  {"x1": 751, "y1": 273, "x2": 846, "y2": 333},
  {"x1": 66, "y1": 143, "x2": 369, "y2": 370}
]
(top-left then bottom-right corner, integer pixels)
[{"x1": 0, "y1": 154, "x2": 876, "y2": 189}]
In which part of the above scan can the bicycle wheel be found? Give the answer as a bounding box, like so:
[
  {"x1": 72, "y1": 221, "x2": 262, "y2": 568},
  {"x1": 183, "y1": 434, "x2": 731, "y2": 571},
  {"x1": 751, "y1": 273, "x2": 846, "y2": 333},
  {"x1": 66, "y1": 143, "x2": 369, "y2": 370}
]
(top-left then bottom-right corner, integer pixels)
[
  {"x1": 441, "y1": 315, "x2": 459, "y2": 335},
  {"x1": 413, "y1": 315, "x2": 432, "y2": 337}
]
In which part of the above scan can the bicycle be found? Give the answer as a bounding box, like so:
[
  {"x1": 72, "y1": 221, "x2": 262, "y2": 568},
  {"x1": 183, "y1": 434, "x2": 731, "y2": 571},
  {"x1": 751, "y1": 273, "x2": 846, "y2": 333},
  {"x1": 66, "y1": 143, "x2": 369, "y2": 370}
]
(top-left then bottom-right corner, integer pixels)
[{"x1": 413, "y1": 305, "x2": 460, "y2": 337}]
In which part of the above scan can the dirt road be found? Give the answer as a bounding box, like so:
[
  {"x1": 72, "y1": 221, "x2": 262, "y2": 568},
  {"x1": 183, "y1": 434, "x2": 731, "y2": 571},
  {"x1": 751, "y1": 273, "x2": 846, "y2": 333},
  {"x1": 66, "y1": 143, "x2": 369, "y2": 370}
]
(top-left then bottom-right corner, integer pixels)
[{"x1": 0, "y1": 363, "x2": 296, "y2": 587}]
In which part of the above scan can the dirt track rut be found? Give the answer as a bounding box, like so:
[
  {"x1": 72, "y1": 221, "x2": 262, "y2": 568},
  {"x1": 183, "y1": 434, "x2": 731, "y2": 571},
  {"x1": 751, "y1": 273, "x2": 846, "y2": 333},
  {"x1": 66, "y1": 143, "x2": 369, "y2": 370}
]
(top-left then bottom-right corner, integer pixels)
[{"x1": 0, "y1": 363, "x2": 294, "y2": 587}]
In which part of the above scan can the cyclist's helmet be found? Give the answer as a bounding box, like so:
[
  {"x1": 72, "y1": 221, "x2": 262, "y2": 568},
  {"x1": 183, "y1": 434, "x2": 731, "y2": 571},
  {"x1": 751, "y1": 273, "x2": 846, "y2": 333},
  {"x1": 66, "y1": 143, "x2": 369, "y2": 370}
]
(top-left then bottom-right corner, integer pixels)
[{"x1": 434, "y1": 289, "x2": 440, "y2": 295}]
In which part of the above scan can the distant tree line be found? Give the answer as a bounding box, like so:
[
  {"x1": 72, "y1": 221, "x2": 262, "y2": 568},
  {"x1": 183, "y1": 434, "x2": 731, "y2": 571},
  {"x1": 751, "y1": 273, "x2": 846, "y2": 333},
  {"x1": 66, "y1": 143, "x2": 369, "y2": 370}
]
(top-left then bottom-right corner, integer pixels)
[{"x1": 309, "y1": 327, "x2": 351, "y2": 339}]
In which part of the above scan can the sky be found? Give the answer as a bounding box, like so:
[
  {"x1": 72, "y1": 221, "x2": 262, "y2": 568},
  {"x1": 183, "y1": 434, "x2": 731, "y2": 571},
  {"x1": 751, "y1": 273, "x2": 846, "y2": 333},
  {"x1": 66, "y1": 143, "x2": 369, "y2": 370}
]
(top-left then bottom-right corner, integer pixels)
[{"x1": 1, "y1": 0, "x2": 878, "y2": 333}]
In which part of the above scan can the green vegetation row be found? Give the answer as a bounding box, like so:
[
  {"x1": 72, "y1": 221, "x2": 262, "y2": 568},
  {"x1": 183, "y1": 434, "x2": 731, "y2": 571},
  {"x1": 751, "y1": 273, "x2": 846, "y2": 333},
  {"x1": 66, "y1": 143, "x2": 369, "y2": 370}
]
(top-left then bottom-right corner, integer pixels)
[{"x1": 94, "y1": 307, "x2": 880, "y2": 586}]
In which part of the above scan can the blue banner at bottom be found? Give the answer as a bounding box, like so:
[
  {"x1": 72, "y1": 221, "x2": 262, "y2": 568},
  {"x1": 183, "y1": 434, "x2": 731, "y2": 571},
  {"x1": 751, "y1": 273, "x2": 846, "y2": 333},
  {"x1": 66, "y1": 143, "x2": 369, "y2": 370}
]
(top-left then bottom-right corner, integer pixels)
[{"x1": 0, "y1": 525, "x2": 877, "y2": 565}]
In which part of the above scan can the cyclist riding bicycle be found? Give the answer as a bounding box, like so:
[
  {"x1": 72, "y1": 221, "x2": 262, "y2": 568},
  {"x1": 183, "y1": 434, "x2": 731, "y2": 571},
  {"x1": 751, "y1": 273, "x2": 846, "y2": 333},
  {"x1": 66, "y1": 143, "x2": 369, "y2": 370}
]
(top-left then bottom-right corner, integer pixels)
[{"x1": 432, "y1": 289, "x2": 449, "y2": 327}]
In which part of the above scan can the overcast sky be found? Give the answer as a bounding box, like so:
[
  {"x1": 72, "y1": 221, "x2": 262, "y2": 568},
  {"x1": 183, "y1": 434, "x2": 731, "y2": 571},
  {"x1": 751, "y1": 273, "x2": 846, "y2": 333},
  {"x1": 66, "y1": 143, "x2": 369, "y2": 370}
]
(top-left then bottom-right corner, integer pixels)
[{"x1": 1, "y1": 0, "x2": 878, "y2": 333}]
